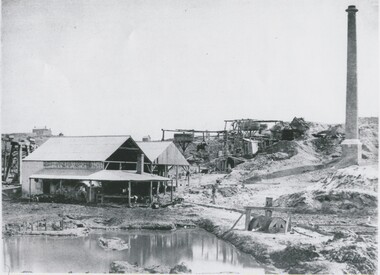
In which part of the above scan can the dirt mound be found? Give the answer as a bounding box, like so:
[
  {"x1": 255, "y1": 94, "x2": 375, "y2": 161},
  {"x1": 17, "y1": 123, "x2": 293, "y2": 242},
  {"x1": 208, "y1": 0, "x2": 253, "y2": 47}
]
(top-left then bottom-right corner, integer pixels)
[
  {"x1": 237, "y1": 139, "x2": 322, "y2": 176},
  {"x1": 218, "y1": 186, "x2": 239, "y2": 197},
  {"x1": 264, "y1": 140, "x2": 299, "y2": 157},
  {"x1": 321, "y1": 231, "x2": 377, "y2": 274},
  {"x1": 359, "y1": 117, "x2": 378, "y2": 161},
  {"x1": 319, "y1": 165, "x2": 378, "y2": 193},
  {"x1": 276, "y1": 189, "x2": 377, "y2": 213},
  {"x1": 312, "y1": 136, "x2": 342, "y2": 157},
  {"x1": 309, "y1": 117, "x2": 378, "y2": 161},
  {"x1": 215, "y1": 117, "x2": 377, "y2": 189},
  {"x1": 169, "y1": 262, "x2": 192, "y2": 274},
  {"x1": 109, "y1": 261, "x2": 191, "y2": 274},
  {"x1": 306, "y1": 117, "x2": 378, "y2": 161},
  {"x1": 98, "y1": 237, "x2": 129, "y2": 251},
  {"x1": 274, "y1": 164, "x2": 378, "y2": 213},
  {"x1": 306, "y1": 122, "x2": 330, "y2": 136},
  {"x1": 270, "y1": 245, "x2": 319, "y2": 270},
  {"x1": 236, "y1": 154, "x2": 271, "y2": 171},
  {"x1": 314, "y1": 190, "x2": 376, "y2": 211},
  {"x1": 110, "y1": 261, "x2": 146, "y2": 273},
  {"x1": 322, "y1": 244, "x2": 376, "y2": 274}
]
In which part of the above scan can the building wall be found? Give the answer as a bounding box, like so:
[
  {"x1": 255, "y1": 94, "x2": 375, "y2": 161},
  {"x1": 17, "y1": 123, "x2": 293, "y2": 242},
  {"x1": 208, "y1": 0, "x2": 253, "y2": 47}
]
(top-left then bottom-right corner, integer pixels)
[
  {"x1": 43, "y1": 161, "x2": 103, "y2": 170},
  {"x1": 22, "y1": 161, "x2": 44, "y2": 196},
  {"x1": 156, "y1": 143, "x2": 189, "y2": 166},
  {"x1": 22, "y1": 161, "x2": 103, "y2": 196}
]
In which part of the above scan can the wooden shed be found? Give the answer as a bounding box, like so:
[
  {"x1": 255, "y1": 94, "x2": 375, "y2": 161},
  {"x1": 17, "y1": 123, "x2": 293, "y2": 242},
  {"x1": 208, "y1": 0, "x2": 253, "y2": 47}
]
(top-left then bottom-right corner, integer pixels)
[
  {"x1": 136, "y1": 141, "x2": 190, "y2": 185},
  {"x1": 22, "y1": 136, "x2": 171, "y2": 204}
]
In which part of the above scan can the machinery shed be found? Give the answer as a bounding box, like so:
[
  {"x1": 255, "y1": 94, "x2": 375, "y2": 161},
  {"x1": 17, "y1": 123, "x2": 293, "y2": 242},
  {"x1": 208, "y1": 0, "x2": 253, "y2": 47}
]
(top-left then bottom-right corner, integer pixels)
[
  {"x1": 137, "y1": 141, "x2": 189, "y2": 171},
  {"x1": 137, "y1": 141, "x2": 190, "y2": 185},
  {"x1": 137, "y1": 142, "x2": 188, "y2": 166},
  {"x1": 21, "y1": 135, "x2": 172, "y2": 204}
]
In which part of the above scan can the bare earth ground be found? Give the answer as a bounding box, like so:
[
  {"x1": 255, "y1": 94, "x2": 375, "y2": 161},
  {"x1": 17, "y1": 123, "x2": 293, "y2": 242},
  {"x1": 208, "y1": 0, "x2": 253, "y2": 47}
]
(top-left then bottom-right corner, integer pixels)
[
  {"x1": 2, "y1": 118, "x2": 378, "y2": 274},
  {"x1": 2, "y1": 166, "x2": 377, "y2": 274}
]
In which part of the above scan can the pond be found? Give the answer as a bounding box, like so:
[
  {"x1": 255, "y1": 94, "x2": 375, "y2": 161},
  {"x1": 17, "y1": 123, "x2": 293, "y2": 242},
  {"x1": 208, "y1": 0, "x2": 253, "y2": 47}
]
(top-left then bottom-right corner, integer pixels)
[{"x1": 3, "y1": 229, "x2": 265, "y2": 274}]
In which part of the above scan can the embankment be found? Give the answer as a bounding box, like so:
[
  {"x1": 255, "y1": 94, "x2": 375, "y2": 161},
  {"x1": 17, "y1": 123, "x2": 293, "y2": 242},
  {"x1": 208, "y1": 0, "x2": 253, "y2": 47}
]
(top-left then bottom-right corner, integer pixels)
[{"x1": 196, "y1": 218, "x2": 350, "y2": 274}]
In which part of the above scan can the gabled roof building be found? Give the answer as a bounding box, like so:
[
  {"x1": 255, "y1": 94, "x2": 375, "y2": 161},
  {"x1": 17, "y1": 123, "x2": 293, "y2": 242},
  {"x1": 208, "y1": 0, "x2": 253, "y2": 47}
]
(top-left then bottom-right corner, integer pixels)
[
  {"x1": 136, "y1": 141, "x2": 189, "y2": 169},
  {"x1": 136, "y1": 141, "x2": 190, "y2": 186},
  {"x1": 22, "y1": 136, "x2": 173, "y2": 205}
]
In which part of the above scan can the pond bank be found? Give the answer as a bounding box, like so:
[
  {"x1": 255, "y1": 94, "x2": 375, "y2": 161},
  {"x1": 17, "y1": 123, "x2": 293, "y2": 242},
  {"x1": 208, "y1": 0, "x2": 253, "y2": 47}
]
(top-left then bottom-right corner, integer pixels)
[
  {"x1": 196, "y1": 217, "x2": 376, "y2": 274},
  {"x1": 109, "y1": 261, "x2": 192, "y2": 274},
  {"x1": 2, "y1": 201, "x2": 376, "y2": 274},
  {"x1": 1, "y1": 216, "x2": 324, "y2": 274},
  {"x1": 3, "y1": 227, "x2": 264, "y2": 273}
]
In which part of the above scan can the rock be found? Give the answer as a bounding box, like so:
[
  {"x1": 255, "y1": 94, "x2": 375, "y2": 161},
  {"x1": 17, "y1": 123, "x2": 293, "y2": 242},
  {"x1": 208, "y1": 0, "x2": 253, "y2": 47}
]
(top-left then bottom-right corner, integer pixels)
[
  {"x1": 93, "y1": 218, "x2": 106, "y2": 224},
  {"x1": 74, "y1": 221, "x2": 85, "y2": 228},
  {"x1": 110, "y1": 261, "x2": 144, "y2": 273},
  {"x1": 270, "y1": 245, "x2": 319, "y2": 270},
  {"x1": 144, "y1": 265, "x2": 171, "y2": 273},
  {"x1": 169, "y1": 262, "x2": 192, "y2": 274},
  {"x1": 218, "y1": 186, "x2": 238, "y2": 197},
  {"x1": 271, "y1": 152, "x2": 290, "y2": 160},
  {"x1": 321, "y1": 244, "x2": 377, "y2": 274},
  {"x1": 188, "y1": 189, "x2": 200, "y2": 194},
  {"x1": 110, "y1": 261, "x2": 189, "y2": 274},
  {"x1": 151, "y1": 202, "x2": 160, "y2": 209},
  {"x1": 202, "y1": 190, "x2": 210, "y2": 197},
  {"x1": 98, "y1": 237, "x2": 129, "y2": 251},
  {"x1": 333, "y1": 230, "x2": 358, "y2": 241}
]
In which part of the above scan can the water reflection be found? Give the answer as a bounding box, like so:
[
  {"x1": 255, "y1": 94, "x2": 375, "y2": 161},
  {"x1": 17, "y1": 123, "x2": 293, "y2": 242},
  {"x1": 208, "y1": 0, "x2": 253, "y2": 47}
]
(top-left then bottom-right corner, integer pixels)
[{"x1": 3, "y1": 229, "x2": 265, "y2": 273}]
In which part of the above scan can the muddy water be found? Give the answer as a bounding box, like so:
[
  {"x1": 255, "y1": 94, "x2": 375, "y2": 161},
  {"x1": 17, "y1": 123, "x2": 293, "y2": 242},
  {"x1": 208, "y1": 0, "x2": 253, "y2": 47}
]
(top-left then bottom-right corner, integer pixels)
[{"x1": 3, "y1": 229, "x2": 265, "y2": 273}]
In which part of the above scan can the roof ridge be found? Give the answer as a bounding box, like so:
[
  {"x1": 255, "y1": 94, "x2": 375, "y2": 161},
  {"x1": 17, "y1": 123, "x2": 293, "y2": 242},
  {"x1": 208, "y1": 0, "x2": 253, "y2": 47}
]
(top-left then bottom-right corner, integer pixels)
[
  {"x1": 24, "y1": 135, "x2": 133, "y2": 162},
  {"x1": 137, "y1": 140, "x2": 172, "y2": 143},
  {"x1": 49, "y1": 135, "x2": 131, "y2": 138}
]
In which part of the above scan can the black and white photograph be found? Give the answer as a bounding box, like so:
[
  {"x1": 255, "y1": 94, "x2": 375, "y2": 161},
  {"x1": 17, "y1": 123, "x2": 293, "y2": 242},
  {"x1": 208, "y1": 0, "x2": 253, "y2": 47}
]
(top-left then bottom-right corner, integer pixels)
[{"x1": 1, "y1": 0, "x2": 378, "y2": 274}]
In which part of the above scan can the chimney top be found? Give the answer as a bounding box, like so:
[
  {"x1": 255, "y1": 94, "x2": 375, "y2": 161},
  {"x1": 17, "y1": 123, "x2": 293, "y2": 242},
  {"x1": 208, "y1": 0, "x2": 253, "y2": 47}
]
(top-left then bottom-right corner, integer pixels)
[{"x1": 346, "y1": 5, "x2": 358, "y2": 12}]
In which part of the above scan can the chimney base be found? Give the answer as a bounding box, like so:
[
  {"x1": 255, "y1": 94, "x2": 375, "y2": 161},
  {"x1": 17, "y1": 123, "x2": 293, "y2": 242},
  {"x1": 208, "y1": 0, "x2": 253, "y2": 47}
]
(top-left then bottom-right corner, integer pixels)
[{"x1": 340, "y1": 139, "x2": 362, "y2": 167}]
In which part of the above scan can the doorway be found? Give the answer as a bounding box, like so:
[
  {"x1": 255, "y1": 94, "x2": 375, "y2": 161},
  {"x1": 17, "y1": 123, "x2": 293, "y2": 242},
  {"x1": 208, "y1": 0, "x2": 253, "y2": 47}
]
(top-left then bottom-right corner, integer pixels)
[{"x1": 43, "y1": 181, "x2": 50, "y2": 194}]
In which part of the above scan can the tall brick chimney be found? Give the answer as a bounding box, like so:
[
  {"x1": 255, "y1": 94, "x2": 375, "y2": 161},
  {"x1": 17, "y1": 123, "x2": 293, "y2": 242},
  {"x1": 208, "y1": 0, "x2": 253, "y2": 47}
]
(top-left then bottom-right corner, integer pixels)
[
  {"x1": 136, "y1": 154, "x2": 144, "y2": 174},
  {"x1": 341, "y1": 5, "x2": 362, "y2": 166}
]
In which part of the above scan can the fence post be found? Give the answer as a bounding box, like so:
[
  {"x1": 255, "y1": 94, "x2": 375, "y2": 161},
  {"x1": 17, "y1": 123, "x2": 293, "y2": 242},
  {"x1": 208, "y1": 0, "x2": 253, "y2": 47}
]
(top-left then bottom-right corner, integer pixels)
[
  {"x1": 244, "y1": 208, "x2": 251, "y2": 230},
  {"x1": 170, "y1": 181, "x2": 173, "y2": 202},
  {"x1": 265, "y1": 197, "x2": 273, "y2": 218}
]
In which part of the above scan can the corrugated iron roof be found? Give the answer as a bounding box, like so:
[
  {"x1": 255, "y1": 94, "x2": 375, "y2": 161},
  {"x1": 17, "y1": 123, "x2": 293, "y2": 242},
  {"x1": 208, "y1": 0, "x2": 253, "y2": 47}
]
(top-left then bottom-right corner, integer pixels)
[
  {"x1": 30, "y1": 169, "x2": 170, "y2": 182},
  {"x1": 23, "y1": 136, "x2": 132, "y2": 161},
  {"x1": 136, "y1": 141, "x2": 189, "y2": 166}
]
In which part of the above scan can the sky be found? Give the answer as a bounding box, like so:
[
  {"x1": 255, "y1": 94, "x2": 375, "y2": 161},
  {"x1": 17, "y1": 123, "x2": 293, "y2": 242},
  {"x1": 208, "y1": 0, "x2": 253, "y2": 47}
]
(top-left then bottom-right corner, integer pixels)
[{"x1": 1, "y1": 0, "x2": 378, "y2": 140}]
